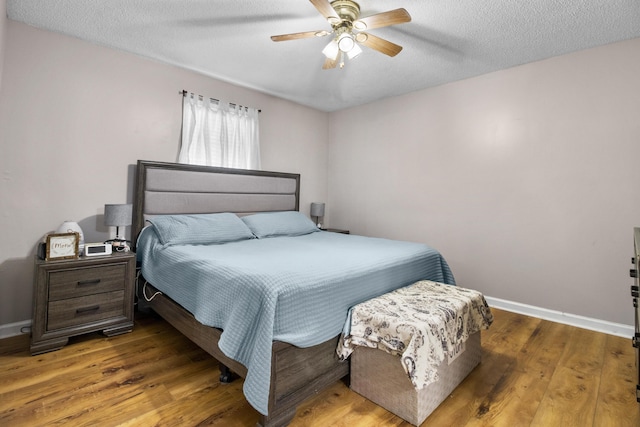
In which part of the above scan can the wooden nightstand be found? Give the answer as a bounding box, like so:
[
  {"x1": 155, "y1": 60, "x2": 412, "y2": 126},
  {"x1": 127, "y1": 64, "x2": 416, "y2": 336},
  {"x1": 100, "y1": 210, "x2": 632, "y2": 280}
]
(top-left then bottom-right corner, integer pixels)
[{"x1": 30, "y1": 252, "x2": 136, "y2": 355}]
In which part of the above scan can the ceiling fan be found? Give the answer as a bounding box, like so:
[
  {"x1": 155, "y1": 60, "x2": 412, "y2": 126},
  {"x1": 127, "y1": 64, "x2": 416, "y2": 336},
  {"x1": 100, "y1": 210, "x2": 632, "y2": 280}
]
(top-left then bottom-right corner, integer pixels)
[{"x1": 271, "y1": 0, "x2": 411, "y2": 69}]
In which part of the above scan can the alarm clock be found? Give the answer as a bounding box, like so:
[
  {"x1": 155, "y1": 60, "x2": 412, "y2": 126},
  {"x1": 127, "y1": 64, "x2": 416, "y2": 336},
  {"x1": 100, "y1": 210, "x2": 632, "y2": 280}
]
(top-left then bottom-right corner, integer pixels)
[{"x1": 84, "y1": 242, "x2": 112, "y2": 257}]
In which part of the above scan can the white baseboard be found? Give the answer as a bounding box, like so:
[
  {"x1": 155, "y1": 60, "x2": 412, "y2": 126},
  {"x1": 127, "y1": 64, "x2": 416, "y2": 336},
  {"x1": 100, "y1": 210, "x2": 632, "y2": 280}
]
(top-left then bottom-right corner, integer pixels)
[
  {"x1": 0, "y1": 320, "x2": 31, "y2": 339},
  {"x1": 0, "y1": 299, "x2": 634, "y2": 340},
  {"x1": 485, "y1": 296, "x2": 634, "y2": 339}
]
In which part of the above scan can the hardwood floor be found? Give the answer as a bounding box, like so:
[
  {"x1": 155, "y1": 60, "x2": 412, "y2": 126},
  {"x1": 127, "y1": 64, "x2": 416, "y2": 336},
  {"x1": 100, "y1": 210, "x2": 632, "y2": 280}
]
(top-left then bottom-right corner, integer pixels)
[{"x1": 1, "y1": 308, "x2": 638, "y2": 426}]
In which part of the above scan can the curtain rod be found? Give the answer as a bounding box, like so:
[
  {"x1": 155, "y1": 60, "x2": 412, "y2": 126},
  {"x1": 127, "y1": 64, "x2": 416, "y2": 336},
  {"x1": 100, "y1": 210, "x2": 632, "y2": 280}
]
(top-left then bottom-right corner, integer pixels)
[{"x1": 180, "y1": 90, "x2": 261, "y2": 113}]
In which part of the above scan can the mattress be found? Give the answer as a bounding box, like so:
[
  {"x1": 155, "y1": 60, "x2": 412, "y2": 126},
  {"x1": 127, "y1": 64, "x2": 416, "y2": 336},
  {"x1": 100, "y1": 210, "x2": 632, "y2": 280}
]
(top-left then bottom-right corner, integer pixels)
[{"x1": 136, "y1": 228, "x2": 455, "y2": 415}]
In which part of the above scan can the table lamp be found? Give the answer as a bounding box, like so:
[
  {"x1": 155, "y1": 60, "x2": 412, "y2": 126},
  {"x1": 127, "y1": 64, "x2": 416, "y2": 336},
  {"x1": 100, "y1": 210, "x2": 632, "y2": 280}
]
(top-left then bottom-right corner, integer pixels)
[
  {"x1": 104, "y1": 204, "x2": 132, "y2": 249},
  {"x1": 310, "y1": 202, "x2": 325, "y2": 228}
]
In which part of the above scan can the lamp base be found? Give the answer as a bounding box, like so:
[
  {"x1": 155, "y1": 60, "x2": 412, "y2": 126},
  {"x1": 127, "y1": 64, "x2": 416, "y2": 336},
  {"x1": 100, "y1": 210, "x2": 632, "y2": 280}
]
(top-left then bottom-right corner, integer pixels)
[{"x1": 104, "y1": 239, "x2": 131, "y2": 252}]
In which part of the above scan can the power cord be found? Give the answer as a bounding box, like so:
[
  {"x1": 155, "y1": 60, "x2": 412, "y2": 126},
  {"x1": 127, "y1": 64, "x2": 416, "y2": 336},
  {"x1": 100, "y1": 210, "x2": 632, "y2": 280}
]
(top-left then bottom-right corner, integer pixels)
[{"x1": 135, "y1": 269, "x2": 162, "y2": 302}]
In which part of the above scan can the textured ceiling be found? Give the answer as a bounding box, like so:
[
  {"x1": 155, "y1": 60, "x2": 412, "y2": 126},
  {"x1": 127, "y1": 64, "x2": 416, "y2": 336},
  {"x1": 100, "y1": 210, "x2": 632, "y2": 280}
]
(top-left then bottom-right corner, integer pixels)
[{"x1": 7, "y1": 0, "x2": 640, "y2": 112}]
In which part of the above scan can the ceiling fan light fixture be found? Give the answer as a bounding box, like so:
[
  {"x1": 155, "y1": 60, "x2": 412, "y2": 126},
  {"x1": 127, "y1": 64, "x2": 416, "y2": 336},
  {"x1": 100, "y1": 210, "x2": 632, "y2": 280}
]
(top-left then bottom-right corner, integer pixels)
[
  {"x1": 322, "y1": 39, "x2": 340, "y2": 60},
  {"x1": 337, "y1": 32, "x2": 355, "y2": 52},
  {"x1": 272, "y1": 0, "x2": 411, "y2": 70},
  {"x1": 346, "y1": 42, "x2": 362, "y2": 59}
]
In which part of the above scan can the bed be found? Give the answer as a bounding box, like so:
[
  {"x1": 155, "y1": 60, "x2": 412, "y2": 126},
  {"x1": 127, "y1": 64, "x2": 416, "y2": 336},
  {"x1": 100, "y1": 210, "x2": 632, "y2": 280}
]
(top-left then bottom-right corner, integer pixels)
[{"x1": 132, "y1": 160, "x2": 455, "y2": 426}]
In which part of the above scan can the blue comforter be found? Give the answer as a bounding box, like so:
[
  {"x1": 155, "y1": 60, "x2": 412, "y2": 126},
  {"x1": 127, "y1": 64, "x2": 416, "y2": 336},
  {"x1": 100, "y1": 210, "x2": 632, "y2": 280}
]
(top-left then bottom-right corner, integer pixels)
[{"x1": 136, "y1": 228, "x2": 454, "y2": 415}]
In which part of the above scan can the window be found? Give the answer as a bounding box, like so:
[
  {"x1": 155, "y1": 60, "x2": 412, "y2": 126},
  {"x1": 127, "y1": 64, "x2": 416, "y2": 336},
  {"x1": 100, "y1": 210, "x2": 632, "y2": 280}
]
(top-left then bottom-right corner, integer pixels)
[{"x1": 178, "y1": 93, "x2": 260, "y2": 169}]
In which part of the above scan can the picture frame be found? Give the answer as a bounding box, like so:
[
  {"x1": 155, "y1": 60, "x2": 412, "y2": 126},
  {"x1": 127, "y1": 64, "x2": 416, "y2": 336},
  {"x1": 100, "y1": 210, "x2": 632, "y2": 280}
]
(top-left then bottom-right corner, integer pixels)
[{"x1": 46, "y1": 232, "x2": 79, "y2": 261}]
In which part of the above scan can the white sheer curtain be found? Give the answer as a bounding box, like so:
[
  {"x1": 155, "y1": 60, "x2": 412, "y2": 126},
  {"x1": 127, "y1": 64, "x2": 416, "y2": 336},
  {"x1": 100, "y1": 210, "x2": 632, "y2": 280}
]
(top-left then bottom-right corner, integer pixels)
[{"x1": 178, "y1": 94, "x2": 261, "y2": 169}]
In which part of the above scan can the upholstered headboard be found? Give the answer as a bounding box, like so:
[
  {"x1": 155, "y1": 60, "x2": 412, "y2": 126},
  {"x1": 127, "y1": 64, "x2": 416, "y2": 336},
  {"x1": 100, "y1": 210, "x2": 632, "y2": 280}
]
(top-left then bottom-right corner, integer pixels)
[{"x1": 132, "y1": 160, "x2": 300, "y2": 245}]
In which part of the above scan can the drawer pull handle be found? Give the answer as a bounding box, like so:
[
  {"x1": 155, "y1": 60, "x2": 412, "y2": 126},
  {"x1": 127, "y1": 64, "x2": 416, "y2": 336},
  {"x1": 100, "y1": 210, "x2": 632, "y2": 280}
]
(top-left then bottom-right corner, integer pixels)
[
  {"x1": 77, "y1": 279, "x2": 101, "y2": 286},
  {"x1": 76, "y1": 305, "x2": 100, "y2": 314}
]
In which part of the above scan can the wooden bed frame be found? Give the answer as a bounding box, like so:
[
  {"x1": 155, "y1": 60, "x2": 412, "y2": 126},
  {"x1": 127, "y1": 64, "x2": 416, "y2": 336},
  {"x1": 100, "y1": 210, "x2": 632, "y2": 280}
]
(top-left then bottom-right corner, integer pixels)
[{"x1": 132, "y1": 160, "x2": 349, "y2": 427}]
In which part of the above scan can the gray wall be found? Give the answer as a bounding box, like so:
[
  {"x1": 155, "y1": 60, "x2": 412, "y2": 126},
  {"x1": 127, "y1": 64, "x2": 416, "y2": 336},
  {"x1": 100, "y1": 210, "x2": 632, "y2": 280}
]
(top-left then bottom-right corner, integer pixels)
[
  {"x1": 2, "y1": 8, "x2": 639, "y2": 329},
  {"x1": 0, "y1": 20, "x2": 329, "y2": 326},
  {"x1": 0, "y1": 0, "x2": 6, "y2": 88},
  {"x1": 327, "y1": 37, "x2": 640, "y2": 326}
]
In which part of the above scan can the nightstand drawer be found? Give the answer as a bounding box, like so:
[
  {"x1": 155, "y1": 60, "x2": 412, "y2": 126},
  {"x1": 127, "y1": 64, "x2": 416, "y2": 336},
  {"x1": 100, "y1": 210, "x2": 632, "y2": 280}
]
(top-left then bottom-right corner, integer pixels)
[
  {"x1": 47, "y1": 290, "x2": 125, "y2": 331},
  {"x1": 48, "y1": 264, "x2": 126, "y2": 300}
]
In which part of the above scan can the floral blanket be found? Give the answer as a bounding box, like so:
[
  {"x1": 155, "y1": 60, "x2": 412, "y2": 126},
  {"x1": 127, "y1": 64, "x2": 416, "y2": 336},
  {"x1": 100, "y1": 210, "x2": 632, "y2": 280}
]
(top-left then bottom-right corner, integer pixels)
[{"x1": 337, "y1": 280, "x2": 493, "y2": 390}]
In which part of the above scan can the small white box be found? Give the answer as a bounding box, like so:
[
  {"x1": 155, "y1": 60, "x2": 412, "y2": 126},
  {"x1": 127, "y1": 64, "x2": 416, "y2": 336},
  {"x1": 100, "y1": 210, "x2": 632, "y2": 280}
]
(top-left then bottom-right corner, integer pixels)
[{"x1": 350, "y1": 332, "x2": 481, "y2": 426}]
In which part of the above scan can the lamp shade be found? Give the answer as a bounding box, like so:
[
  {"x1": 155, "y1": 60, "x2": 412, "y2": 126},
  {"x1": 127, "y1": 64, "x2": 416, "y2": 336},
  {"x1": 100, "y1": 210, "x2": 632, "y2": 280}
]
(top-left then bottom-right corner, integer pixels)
[
  {"x1": 104, "y1": 204, "x2": 132, "y2": 227},
  {"x1": 322, "y1": 40, "x2": 339, "y2": 60},
  {"x1": 337, "y1": 33, "x2": 355, "y2": 52},
  {"x1": 310, "y1": 202, "x2": 325, "y2": 217}
]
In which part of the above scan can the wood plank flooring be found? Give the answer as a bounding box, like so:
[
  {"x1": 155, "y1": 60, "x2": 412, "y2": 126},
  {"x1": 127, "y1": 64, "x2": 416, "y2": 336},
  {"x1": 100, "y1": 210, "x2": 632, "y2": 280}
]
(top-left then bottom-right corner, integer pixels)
[{"x1": 1, "y1": 309, "x2": 638, "y2": 426}]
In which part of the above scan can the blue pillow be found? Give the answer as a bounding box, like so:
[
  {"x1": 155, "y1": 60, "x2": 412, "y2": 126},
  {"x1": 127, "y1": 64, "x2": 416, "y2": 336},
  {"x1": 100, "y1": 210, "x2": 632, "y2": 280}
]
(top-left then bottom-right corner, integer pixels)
[
  {"x1": 241, "y1": 211, "x2": 320, "y2": 238},
  {"x1": 148, "y1": 213, "x2": 255, "y2": 246}
]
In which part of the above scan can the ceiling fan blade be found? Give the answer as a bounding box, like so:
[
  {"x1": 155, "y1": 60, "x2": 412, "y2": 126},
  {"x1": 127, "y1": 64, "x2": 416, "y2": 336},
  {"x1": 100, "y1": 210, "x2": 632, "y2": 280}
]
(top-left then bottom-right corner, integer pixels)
[
  {"x1": 357, "y1": 33, "x2": 403, "y2": 57},
  {"x1": 271, "y1": 30, "x2": 329, "y2": 42},
  {"x1": 322, "y1": 57, "x2": 339, "y2": 69},
  {"x1": 310, "y1": 0, "x2": 340, "y2": 22},
  {"x1": 353, "y1": 8, "x2": 411, "y2": 31}
]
